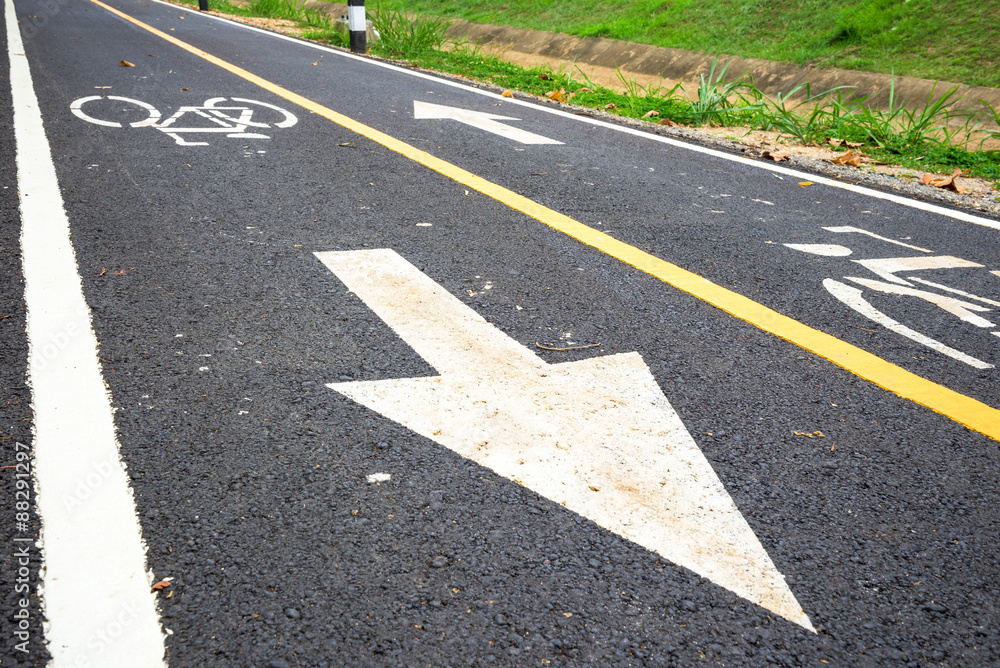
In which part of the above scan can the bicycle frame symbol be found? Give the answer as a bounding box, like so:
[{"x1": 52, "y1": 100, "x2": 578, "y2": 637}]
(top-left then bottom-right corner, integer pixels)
[{"x1": 70, "y1": 95, "x2": 298, "y2": 146}]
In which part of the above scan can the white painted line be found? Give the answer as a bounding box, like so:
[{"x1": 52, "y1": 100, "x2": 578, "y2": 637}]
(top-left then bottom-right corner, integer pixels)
[
  {"x1": 316, "y1": 248, "x2": 814, "y2": 630},
  {"x1": 5, "y1": 3, "x2": 166, "y2": 665},
  {"x1": 413, "y1": 100, "x2": 563, "y2": 145},
  {"x1": 845, "y1": 277, "x2": 994, "y2": 328},
  {"x1": 823, "y1": 226, "x2": 934, "y2": 253},
  {"x1": 852, "y1": 255, "x2": 983, "y2": 286},
  {"x1": 909, "y1": 277, "x2": 1000, "y2": 307},
  {"x1": 153, "y1": 0, "x2": 1000, "y2": 232},
  {"x1": 783, "y1": 243, "x2": 852, "y2": 257},
  {"x1": 824, "y1": 279, "x2": 993, "y2": 369}
]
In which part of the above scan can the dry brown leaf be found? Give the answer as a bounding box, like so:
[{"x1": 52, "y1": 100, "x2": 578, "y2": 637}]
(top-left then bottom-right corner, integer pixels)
[
  {"x1": 98, "y1": 267, "x2": 107, "y2": 277},
  {"x1": 311, "y1": 62, "x2": 318, "y2": 66},
  {"x1": 537, "y1": 73, "x2": 552, "y2": 81},
  {"x1": 922, "y1": 168, "x2": 966, "y2": 193},
  {"x1": 658, "y1": 118, "x2": 678, "y2": 127},
  {"x1": 762, "y1": 150, "x2": 791, "y2": 162},
  {"x1": 827, "y1": 138, "x2": 844, "y2": 147},
  {"x1": 180, "y1": 87, "x2": 190, "y2": 91},
  {"x1": 604, "y1": 103, "x2": 616, "y2": 110},
  {"x1": 119, "y1": 60, "x2": 135, "y2": 67},
  {"x1": 577, "y1": 87, "x2": 591, "y2": 93},
  {"x1": 845, "y1": 141, "x2": 864, "y2": 148},
  {"x1": 501, "y1": 89, "x2": 513, "y2": 98},
  {"x1": 830, "y1": 150, "x2": 863, "y2": 167},
  {"x1": 151, "y1": 579, "x2": 172, "y2": 591},
  {"x1": 642, "y1": 110, "x2": 660, "y2": 118},
  {"x1": 545, "y1": 88, "x2": 567, "y2": 103},
  {"x1": 793, "y1": 430, "x2": 826, "y2": 438}
]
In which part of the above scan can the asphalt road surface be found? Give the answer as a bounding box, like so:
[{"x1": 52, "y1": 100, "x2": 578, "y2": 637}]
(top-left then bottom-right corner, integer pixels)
[{"x1": 2, "y1": 0, "x2": 1000, "y2": 665}]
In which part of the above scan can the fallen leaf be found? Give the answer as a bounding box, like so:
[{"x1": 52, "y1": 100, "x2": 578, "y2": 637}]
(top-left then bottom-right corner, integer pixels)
[
  {"x1": 98, "y1": 267, "x2": 107, "y2": 277},
  {"x1": 94, "y1": 86, "x2": 112, "y2": 89},
  {"x1": 337, "y1": 142, "x2": 357, "y2": 148},
  {"x1": 830, "y1": 150, "x2": 863, "y2": 167},
  {"x1": 151, "y1": 579, "x2": 172, "y2": 592},
  {"x1": 604, "y1": 103, "x2": 616, "y2": 110},
  {"x1": 642, "y1": 110, "x2": 660, "y2": 118},
  {"x1": 537, "y1": 73, "x2": 552, "y2": 80},
  {"x1": 576, "y1": 87, "x2": 591, "y2": 93},
  {"x1": 311, "y1": 62, "x2": 318, "y2": 66},
  {"x1": 793, "y1": 430, "x2": 825, "y2": 438},
  {"x1": 119, "y1": 60, "x2": 135, "y2": 67},
  {"x1": 846, "y1": 141, "x2": 864, "y2": 148},
  {"x1": 762, "y1": 150, "x2": 791, "y2": 162},
  {"x1": 799, "y1": 181, "x2": 814, "y2": 187},
  {"x1": 658, "y1": 118, "x2": 678, "y2": 127},
  {"x1": 501, "y1": 89, "x2": 513, "y2": 98},
  {"x1": 589, "y1": 485, "x2": 600, "y2": 492},
  {"x1": 545, "y1": 88, "x2": 567, "y2": 103},
  {"x1": 827, "y1": 138, "x2": 844, "y2": 147},
  {"x1": 921, "y1": 168, "x2": 966, "y2": 193},
  {"x1": 180, "y1": 87, "x2": 190, "y2": 91}
]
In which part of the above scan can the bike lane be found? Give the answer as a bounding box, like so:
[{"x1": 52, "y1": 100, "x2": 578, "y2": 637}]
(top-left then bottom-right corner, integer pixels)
[{"x1": 8, "y1": 0, "x2": 1000, "y2": 665}]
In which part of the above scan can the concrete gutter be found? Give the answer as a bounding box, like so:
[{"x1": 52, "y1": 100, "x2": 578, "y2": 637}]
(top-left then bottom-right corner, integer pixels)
[{"x1": 438, "y1": 19, "x2": 1000, "y2": 128}]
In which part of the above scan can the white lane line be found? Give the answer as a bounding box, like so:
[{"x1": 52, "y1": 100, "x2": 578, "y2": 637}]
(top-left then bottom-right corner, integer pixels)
[
  {"x1": 5, "y1": 3, "x2": 166, "y2": 665},
  {"x1": 152, "y1": 0, "x2": 1000, "y2": 232},
  {"x1": 317, "y1": 249, "x2": 814, "y2": 631}
]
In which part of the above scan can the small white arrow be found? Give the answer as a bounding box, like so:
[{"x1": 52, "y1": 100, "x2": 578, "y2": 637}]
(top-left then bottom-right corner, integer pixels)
[
  {"x1": 413, "y1": 100, "x2": 563, "y2": 145},
  {"x1": 316, "y1": 249, "x2": 813, "y2": 631}
]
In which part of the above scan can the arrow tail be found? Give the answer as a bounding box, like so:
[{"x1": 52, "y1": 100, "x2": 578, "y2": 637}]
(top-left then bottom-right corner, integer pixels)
[{"x1": 316, "y1": 249, "x2": 542, "y2": 375}]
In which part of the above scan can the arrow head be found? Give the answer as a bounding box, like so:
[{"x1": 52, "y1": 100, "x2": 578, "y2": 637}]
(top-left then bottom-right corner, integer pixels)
[{"x1": 329, "y1": 351, "x2": 814, "y2": 630}]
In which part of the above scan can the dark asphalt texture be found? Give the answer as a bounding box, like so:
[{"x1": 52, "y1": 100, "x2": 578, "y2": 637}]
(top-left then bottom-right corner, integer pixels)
[{"x1": 3, "y1": 0, "x2": 1000, "y2": 665}]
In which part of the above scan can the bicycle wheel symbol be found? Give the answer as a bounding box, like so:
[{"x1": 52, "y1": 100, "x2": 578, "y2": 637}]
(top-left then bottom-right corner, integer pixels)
[{"x1": 70, "y1": 95, "x2": 298, "y2": 146}]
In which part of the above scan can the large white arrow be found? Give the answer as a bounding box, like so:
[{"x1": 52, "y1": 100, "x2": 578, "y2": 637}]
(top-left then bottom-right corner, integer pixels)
[
  {"x1": 316, "y1": 249, "x2": 813, "y2": 631},
  {"x1": 413, "y1": 100, "x2": 563, "y2": 145}
]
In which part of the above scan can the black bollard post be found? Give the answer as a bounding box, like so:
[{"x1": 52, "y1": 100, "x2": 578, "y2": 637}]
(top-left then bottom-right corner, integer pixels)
[
  {"x1": 348, "y1": 0, "x2": 366, "y2": 54},
  {"x1": 198, "y1": 0, "x2": 208, "y2": 10}
]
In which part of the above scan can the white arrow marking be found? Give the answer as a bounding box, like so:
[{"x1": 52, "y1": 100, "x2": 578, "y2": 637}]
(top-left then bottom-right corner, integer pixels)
[
  {"x1": 413, "y1": 100, "x2": 563, "y2": 145},
  {"x1": 316, "y1": 249, "x2": 813, "y2": 630}
]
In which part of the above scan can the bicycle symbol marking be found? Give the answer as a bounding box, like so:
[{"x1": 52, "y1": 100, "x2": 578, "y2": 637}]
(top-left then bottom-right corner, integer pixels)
[
  {"x1": 782, "y1": 225, "x2": 999, "y2": 370},
  {"x1": 70, "y1": 96, "x2": 298, "y2": 146}
]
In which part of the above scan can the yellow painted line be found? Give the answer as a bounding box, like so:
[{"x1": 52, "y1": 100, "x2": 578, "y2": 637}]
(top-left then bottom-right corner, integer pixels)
[{"x1": 88, "y1": 0, "x2": 1000, "y2": 442}]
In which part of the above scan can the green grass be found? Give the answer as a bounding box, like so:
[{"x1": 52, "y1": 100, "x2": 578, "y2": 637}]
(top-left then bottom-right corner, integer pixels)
[{"x1": 363, "y1": 0, "x2": 1000, "y2": 90}]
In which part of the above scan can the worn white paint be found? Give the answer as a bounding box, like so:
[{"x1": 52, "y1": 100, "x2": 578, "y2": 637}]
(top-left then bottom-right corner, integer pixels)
[
  {"x1": 413, "y1": 100, "x2": 563, "y2": 145},
  {"x1": 316, "y1": 248, "x2": 813, "y2": 631},
  {"x1": 853, "y1": 255, "x2": 983, "y2": 286},
  {"x1": 824, "y1": 279, "x2": 993, "y2": 369},
  {"x1": 823, "y1": 226, "x2": 933, "y2": 253},
  {"x1": 783, "y1": 243, "x2": 852, "y2": 257},
  {"x1": 6, "y1": 4, "x2": 166, "y2": 665}
]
